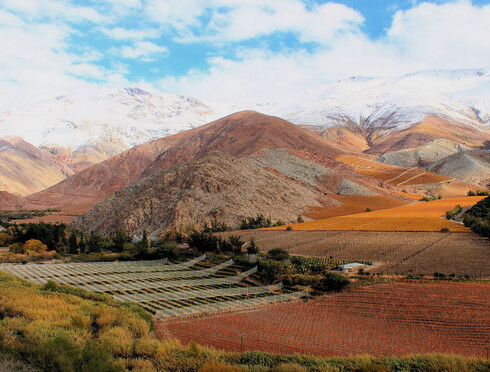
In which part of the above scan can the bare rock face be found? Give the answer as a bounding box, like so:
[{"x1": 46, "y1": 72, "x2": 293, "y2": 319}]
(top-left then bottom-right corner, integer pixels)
[{"x1": 72, "y1": 152, "x2": 332, "y2": 237}]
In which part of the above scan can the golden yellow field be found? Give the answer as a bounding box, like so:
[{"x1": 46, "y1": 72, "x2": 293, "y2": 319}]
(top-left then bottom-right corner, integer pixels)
[
  {"x1": 305, "y1": 195, "x2": 407, "y2": 219},
  {"x1": 264, "y1": 196, "x2": 485, "y2": 232},
  {"x1": 337, "y1": 155, "x2": 450, "y2": 186}
]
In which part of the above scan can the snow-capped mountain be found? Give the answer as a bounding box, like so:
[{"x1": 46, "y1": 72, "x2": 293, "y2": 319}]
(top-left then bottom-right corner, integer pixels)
[
  {"x1": 267, "y1": 69, "x2": 490, "y2": 134},
  {"x1": 0, "y1": 87, "x2": 220, "y2": 154}
]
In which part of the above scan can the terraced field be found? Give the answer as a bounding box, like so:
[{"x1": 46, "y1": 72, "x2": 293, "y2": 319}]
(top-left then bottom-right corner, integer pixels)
[
  {"x1": 218, "y1": 230, "x2": 490, "y2": 277},
  {"x1": 337, "y1": 155, "x2": 450, "y2": 186},
  {"x1": 266, "y1": 196, "x2": 485, "y2": 232},
  {"x1": 0, "y1": 256, "x2": 308, "y2": 319},
  {"x1": 158, "y1": 281, "x2": 490, "y2": 358}
]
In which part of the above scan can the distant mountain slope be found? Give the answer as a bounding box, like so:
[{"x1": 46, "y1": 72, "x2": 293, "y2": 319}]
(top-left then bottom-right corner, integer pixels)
[
  {"x1": 376, "y1": 139, "x2": 472, "y2": 168},
  {"x1": 268, "y1": 69, "x2": 490, "y2": 152},
  {"x1": 427, "y1": 150, "x2": 490, "y2": 187},
  {"x1": 0, "y1": 137, "x2": 73, "y2": 196},
  {"x1": 29, "y1": 111, "x2": 393, "y2": 212},
  {"x1": 0, "y1": 88, "x2": 219, "y2": 172}
]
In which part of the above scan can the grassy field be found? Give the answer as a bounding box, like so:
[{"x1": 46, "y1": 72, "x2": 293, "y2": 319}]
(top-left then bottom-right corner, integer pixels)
[
  {"x1": 218, "y1": 230, "x2": 490, "y2": 277},
  {"x1": 264, "y1": 196, "x2": 486, "y2": 232},
  {"x1": 160, "y1": 280, "x2": 490, "y2": 358},
  {"x1": 2, "y1": 271, "x2": 489, "y2": 371}
]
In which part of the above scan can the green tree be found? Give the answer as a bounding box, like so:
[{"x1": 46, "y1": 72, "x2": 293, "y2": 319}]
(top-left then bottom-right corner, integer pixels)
[
  {"x1": 68, "y1": 231, "x2": 78, "y2": 254},
  {"x1": 246, "y1": 238, "x2": 259, "y2": 254},
  {"x1": 113, "y1": 228, "x2": 130, "y2": 252}
]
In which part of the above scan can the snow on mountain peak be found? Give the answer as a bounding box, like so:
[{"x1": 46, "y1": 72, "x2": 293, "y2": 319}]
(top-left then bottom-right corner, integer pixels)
[
  {"x1": 0, "y1": 88, "x2": 220, "y2": 152},
  {"x1": 266, "y1": 69, "x2": 490, "y2": 132}
]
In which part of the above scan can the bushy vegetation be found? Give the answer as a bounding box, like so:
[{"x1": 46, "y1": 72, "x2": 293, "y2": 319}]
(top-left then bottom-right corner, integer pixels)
[
  {"x1": 463, "y1": 195, "x2": 490, "y2": 237},
  {"x1": 0, "y1": 222, "x2": 174, "y2": 263},
  {"x1": 0, "y1": 209, "x2": 60, "y2": 222},
  {"x1": 239, "y1": 214, "x2": 286, "y2": 230},
  {"x1": 445, "y1": 205, "x2": 462, "y2": 220},
  {"x1": 467, "y1": 190, "x2": 490, "y2": 196},
  {"x1": 1, "y1": 271, "x2": 487, "y2": 372}
]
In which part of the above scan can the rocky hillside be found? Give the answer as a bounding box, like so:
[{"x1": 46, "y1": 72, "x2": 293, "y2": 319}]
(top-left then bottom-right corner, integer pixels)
[
  {"x1": 427, "y1": 149, "x2": 490, "y2": 187},
  {"x1": 71, "y1": 152, "x2": 335, "y2": 237},
  {"x1": 28, "y1": 111, "x2": 391, "y2": 212}
]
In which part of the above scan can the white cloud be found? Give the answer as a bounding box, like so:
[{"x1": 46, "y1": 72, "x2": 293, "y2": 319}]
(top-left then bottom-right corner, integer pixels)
[
  {"x1": 159, "y1": 0, "x2": 490, "y2": 105},
  {"x1": 2, "y1": 0, "x2": 107, "y2": 23},
  {"x1": 145, "y1": 0, "x2": 364, "y2": 43},
  {"x1": 102, "y1": 27, "x2": 161, "y2": 41},
  {"x1": 0, "y1": 2, "x2": 128, "y2": 110},
  {"x1": 119, "y1": 41, "x2": 169, "y2": 61}
]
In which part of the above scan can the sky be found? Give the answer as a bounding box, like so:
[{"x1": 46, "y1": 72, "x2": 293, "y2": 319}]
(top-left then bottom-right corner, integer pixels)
[{"x1": 0, "y1": 0, "x2": 489, "y2": 110}]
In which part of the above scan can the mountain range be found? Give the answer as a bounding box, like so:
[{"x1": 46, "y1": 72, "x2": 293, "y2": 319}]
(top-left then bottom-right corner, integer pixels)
[{"x1": 1, "y1": 69, "x2": 490, "y2": 236}]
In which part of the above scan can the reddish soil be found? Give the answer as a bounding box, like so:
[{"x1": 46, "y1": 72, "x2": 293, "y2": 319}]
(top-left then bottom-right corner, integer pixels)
[{"x1": 157, "y1": 281, "x2": 490, "y2": 358}]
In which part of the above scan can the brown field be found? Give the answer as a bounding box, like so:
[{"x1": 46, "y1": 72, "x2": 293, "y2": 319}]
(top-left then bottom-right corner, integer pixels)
[
  {"x1": 337, "y1": 155, "x2": 450, "y2": 186},
  {"x1": 265, "y1": 196, "x2": 485, "y2": 232},
  {"x1": 218, "y1": 231, "x2": 490, "y2": 277},
  {"x1": 305, "y1": 195, "x2": 407, "y2": 219},
  {"x1": 157, "y1": 281, "x2": 490, "y2": 357}
]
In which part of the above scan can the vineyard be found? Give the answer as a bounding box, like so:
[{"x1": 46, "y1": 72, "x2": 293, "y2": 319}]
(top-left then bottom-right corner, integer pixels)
[
  {"x1": 336, "y1": 155, "x2": 450, "y2": 186},
  {"x1": 264, "y1": 196, "x2": 486, "y2": 232},
  {"x1": 218, "y1": 230, "x2": 490, "y2": 277},
  {"x1": 0, "y1": 256, "x2": 308, "y2": 319},
  {"x1": 158, "y1": 281, "x2": 490, "y2": 358},
  {"x1": 305, "y1": 195, "x2": 407, "y2": 219}
]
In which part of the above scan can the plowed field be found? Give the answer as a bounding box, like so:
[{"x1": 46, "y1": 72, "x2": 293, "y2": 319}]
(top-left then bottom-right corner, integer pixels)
[
  {"x1": 158, "y1": 281, "x2": 490, "y2": 358},
  {"x1": 337, "y1": 155, "x2": 450, "y2": 186},
  {"x1": 265, "y1": 196, "x2": 485, "y2": 232}
]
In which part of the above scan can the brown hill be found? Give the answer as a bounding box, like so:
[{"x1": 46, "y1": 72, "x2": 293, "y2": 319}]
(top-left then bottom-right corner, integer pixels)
[
  {"x1": 27, "y1": 111, "x2": 377, "y2": 212},
  {"x1": 71, "y1": 152, "x2": 339, "y2": 236},
  {"x1": 0, "y1": 137, "x2": 73, "y2": 196},
  {"x1": 365, "y1": 115, "x2": 490, "y2": 155}
]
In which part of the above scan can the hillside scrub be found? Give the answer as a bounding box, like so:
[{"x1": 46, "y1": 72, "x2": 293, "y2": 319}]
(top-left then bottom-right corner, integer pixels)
[
  {"x1": 0, "y1": 271, "x2": 489, "y2": 371},
  {"x1": 463, "y1": 196, "x2": 490, "y2": 237},
  {"x1": 445, "y1": 205, "x2": 462, "y2": 220}
]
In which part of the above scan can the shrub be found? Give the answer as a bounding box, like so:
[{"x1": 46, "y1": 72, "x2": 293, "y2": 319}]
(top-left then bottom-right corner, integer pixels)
[
  {"x1": 270, "y1": 363, "x2": 308, "y2": 372},
  {"x1": 246, "y1": 238, "x2": 259, "y2": 255},
  {"x1": 257, "y1": 261, "x2": 286, "y2": 283},
  {"x1": 267, "y1": 248, "x2": 290, "y2": 261},
  {"x1": 440, "y1": 227, "x2": 450, "y2": 233},
  {"x1": 199, "y1": 361, "x2": 241, "y2": 372},
  {"x1": 23, "y1": 239, "x2": 48, "y2": 253},
  {"x1": 313, "y1": 272, "x2": 350, "y2": 292},
  {"x1": 445, "y1": 205, "x2": 462, "y2": 220},
  {"x1": 240, "y1": 214, "x2": 272, "y2": 230},
  {"x1": 100, "y1": 326, "x2": 134, "y2": 358}
]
